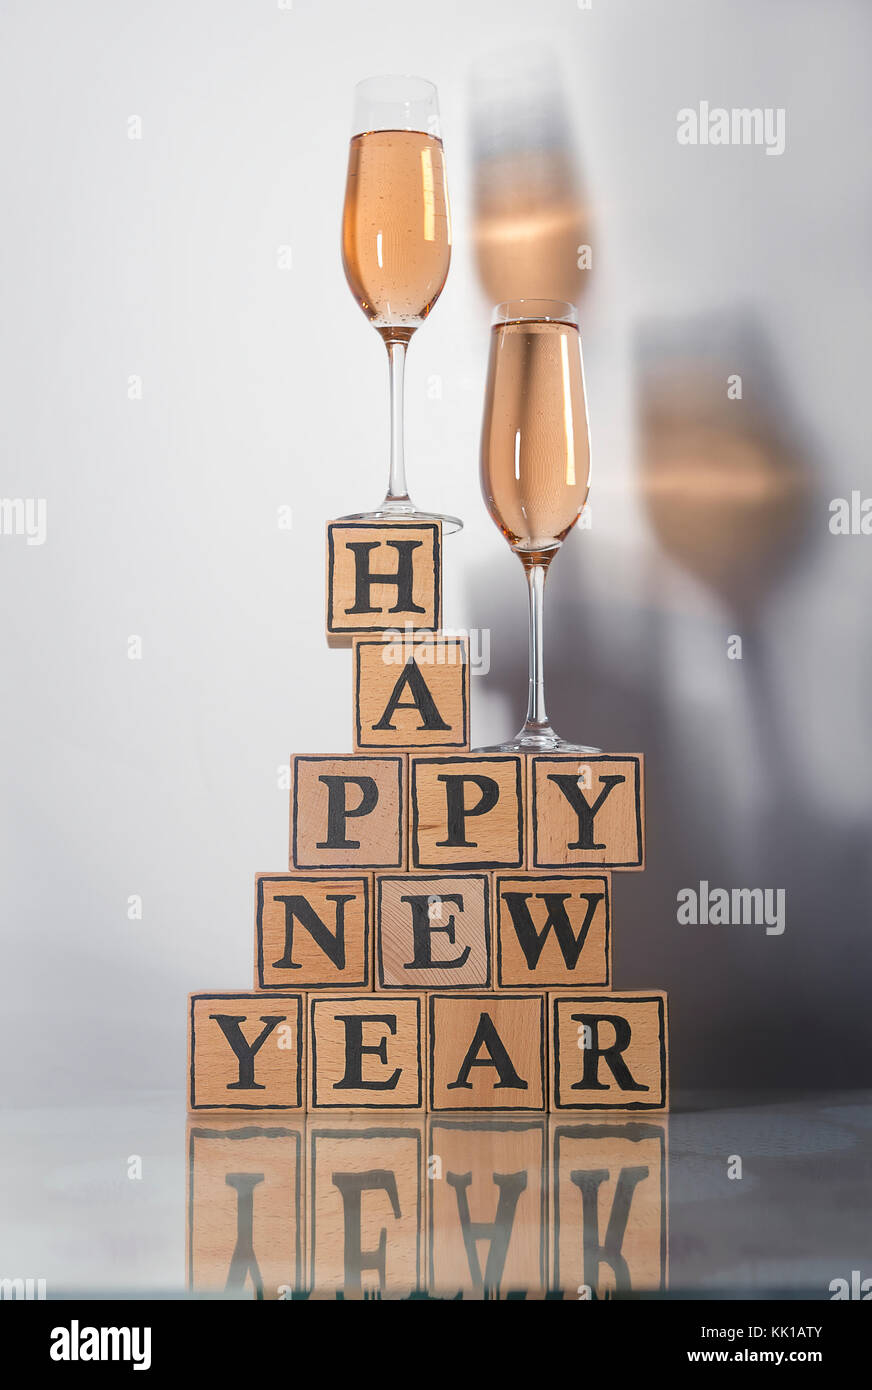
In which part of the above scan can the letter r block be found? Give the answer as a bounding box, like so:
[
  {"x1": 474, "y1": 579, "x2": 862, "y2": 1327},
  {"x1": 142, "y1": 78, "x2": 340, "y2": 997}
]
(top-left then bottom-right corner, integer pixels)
[
  {"x1": 326, "y1": 520, "x2": 441, "y2": 636},
  {"x1": 494, "y1": 873, "x2": 611, "y2": 990},
  {"x1": 353, "y1": 635, "x2": 470, "y2": 751},
  {"x1": 410, "y1": 754, "x2": 525, "y2": 869},
  {"x1": 550, "y1": 992, "x2": 668, "y2": 1111},
  {"x1": 188, "y1": 993, "x2": 306, "y2": 1110},
  {"x1": 429, "y1": 994, "x2": 546, "y2": 1112},
  {"x1": 290, "y1": 754, "x2": 406, "y2": 870},
  {"x1": 255, "y1": 873, "x2": 372, "y2": 990},
  {"x1": 375, "y1": 872, "x2": 491, "y2": 989},
  {"x1": 309, "y1": 994, "x2": 425, "y2": 1110},
  {"x1": 529, "y1": 755, "x2": 645, "y2": 870}
]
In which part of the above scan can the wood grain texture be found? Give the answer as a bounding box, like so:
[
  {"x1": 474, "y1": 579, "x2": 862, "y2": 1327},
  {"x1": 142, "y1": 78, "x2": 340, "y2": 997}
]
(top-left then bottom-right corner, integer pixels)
[
  {"x1": 428, "y1": 993, "x2": 547, "y2": 1112},
  {"x1": 427, "y1": 1118, "x2": 547, "y2": 1295},
  {"x1": 353, "y1": 635, "x2": 470, "y2": 751},
  {"x1": 529, "y1": 754, "x2": 645, "y2": 870},
  {"x1": 290, "y1": 754, "x2": 406, "y2": 870},
  {"x1": 309, "y1": 993, "x2": 425, "y2": 1110},
  {"x1": 186, "y1": 1116, "x2": 306, "y2": 1297},
  {"x1": 188, "y1": 992, "x2": 306, "y2": 1111},
  {"x1": 494, "y1": 872, "x2": 611, "y2": 990},
  {"x1": 549, "y1": 1116, "x2": 668, "y2": 1296},
  {"x1": 326, "y1": 520, "x2": 441, "y2": 635},
  {"x1": 550, "y1": 991, "x2": 668, "y2": 1111},
  {"x1": 255, "y1": 873, "x2": 373, "y2": 991},
  {"x1": 375, "y1": 872, "x2": 491, "y2": 990},
  {"x1": 410, "y1": 754, "x2": 525, "y2": 869}
]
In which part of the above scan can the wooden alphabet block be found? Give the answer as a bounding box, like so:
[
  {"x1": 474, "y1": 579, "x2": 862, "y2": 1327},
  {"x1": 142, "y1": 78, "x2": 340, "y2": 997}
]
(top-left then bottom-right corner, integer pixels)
[
  {"x1": 309, "y1": 1118, "x2": 425, "y2": 1296},
  {"x1": 428, "y1": 994, "x2": 546, "y2": 1112},
  {"x1": 410, "y1": 754, "x2": 525, "y2": 870},
  {"x1": 188, "y1": 992, "x2": 305, "y2": 1111},
  {"x1": 255, "y1": 873, "x2": 372, "y2": 991},
  {"x1": 353, "y1": 635, "x2": 469, "y2": 751},
  {"x1": 326, "y1": 520, "x2": 441, "y2": 636},
  {"x1": 494, "y1": 872, "x2": 611, "y2": 990},
  {"x1": 290, "y1": 754, "x2": 405, "y2": 870},
  {"x1": 375, "y1": 873, "x2": 491, "y2": 990},
  {"x1": 550, "y1": 992, "x2": 668, "y2": 1111},
  {"x1": 427, "y1": 1118, "x2": 547, "y2": 1296},
  {"x1": 550, "y1": 1118, "x2": 668, "y2": 1296},
  {"x1": 309, "y1": 993, "x2": 425, "y2": 1110},
  {"x1": 529, "y1": 755, "x2": 644, "y2": 870},
  {"x1": 187, "y1": 1116, "x2": 305, "y2": 1297}
]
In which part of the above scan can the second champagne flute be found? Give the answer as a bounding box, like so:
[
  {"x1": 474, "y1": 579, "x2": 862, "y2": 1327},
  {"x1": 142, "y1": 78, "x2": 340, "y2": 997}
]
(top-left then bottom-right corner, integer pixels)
[{"x1": 341, "y1": 75, "x2": 461, "y2": 532}]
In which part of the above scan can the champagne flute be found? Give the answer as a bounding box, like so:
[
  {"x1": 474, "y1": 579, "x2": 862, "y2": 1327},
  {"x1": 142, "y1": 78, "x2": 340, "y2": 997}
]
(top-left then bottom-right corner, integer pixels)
[
  {"x1": 479, "y1": 299, "x2": 598, "y2": 752},
  {"x1": 340, "y1": 75, "x2": 461, "y2": 532}
]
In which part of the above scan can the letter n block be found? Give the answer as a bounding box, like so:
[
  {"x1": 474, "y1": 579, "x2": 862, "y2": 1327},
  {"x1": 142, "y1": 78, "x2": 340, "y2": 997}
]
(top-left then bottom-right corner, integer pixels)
[
  {"x1": 255, "y1": 873, "x2": 372, "y2": 990},
  {"x1": 353, "y1": 635, "x2": 470, "y2": 751},
  {"x1": 290, "y1": 754, "x2": 405, "y2": 870},
  {"x1": 550, "y1": 992, "x2": 668, "y2": 1111},
  {"x1": 326, "y1": 520, "x2": 441, "y2": 635},
  {"x1": 409, "y1": 754, "x2": 525, "y2": 869},
  {"x1": 188, "y1": 993, "x2": 305, "y2": 1110},
  {"x1": 428, "y1": 994, "x2": 546, "y2": 1112},
  {"x1": 309, "y1": 994, "x2": 425, "y2": 1110},
  {"x1": 494, "y1": 873, "x2": 611, "y2": 990},
  {"x1": 375, "y1": 872, "x2": 491, "y2": 989},
  {"x1": 529, "y1": 755, "x2": 644, "y2": 869}
]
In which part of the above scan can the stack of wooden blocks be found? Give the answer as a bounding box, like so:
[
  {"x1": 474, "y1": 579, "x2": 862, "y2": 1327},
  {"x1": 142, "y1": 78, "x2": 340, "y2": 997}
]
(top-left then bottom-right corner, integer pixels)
[{"x1": 188, "y1": 520, "x2": 668, "y2": 1114}]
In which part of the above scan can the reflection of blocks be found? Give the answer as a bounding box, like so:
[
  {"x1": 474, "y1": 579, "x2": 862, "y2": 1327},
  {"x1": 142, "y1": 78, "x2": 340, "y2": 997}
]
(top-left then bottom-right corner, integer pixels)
[
  {"x1": 353, "y1": 635, "x2": 469, "y2": 751},
  {"x1": 410, "y1": 754, "x2": 525, "y2": 869},
  {"x1": 308, "y1": 1118, "x2": 424, "y2": 1296},
  {"x1": 187, "y1": 1117, "x2": 305, "y2": 1297},
  {"x1": 309, "y1": 994, "x2": 425, "y2": 1110},
  {"x1": 255, "y1": 873, "x2": 372, "y2": 990},
  {"x1": 427, "y1": 1118, "x2": 547, "y2": 1297},
  {"x1": 429, "y1": 993, "x2": 546, "y2": 1112},
  {"x1": 376, "y1": 873, "x2": 491, "y2": 990},
  {"x1": 529, "y1": 755, "x2": 645, "y2": 869},
  {"x1": 550, "y1": 992, "x2": 668, "y2": 1111},
  {"x1": 550, "y1": 1118, "x2": 668, "y2": 1297},
  {"x1": 188, "y1": 992, "x2": 305, "y2": 1110},
  {"x1": 326, "y1": 520, "x2": 441, "y2": 635},
  {"x1": 494, "y1": 872, "x2": 610, "y2": 990},
  {"x1": 290, "y1": 754, "x2": 405, "y2": 870}
]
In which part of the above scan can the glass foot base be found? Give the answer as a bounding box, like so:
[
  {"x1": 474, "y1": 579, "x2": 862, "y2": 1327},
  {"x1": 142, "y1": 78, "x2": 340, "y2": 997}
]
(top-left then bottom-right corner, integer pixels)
[
  {"x1": 338, "y1": 501, "x2": 463, "y2": 535},
  {"x1": 475, "y1": 726, "x2": 602, "y2": 755}
]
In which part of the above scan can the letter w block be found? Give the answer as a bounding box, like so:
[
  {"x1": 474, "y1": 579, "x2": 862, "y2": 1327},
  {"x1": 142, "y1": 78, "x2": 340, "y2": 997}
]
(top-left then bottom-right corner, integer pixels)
[{"x1": 326, "y1": 521, "x2": 442, "y2": 636}]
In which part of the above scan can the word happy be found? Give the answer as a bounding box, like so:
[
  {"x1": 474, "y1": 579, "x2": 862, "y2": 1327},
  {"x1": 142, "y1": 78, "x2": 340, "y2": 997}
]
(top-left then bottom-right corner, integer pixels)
[{"x1": 677, "y1": 102, "x2": 786, "y2": 156}]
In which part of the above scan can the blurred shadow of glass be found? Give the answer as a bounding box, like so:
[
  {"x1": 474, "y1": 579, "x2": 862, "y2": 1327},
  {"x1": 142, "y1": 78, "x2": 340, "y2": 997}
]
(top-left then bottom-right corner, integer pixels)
[
  {"x1": 469, "y1": 49, "x2": 592, "y2": 307},
  {"x1": 637, "y1": 316, "x2": 813, "y2": 619}
]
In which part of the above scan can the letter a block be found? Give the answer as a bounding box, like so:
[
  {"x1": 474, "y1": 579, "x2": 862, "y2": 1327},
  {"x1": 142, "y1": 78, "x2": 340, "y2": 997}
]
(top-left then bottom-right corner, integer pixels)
[
  {"x1": 410, "y1": 754, "x2": 525, "y2": 869},
  {"x1": 494, "y1": 873, "x2": 611, "y2": 990},
  {"x1": 309, "y1": 994, "x2": 425, "y2": 1110},
  {"x1": 376, "y1": 872, "x2": 491, "y2": 989},
  {"x1": 188, "y1": 993, "x2": 306, "y2": 1110},
  {"x1": 353, "y1": 635, "x2": 470, "y2": 751},
  {"x1": 326, "y1": 520, "x2": 441, "y2": 636},
  {"x1": 255, "y1": 873, "x2": 372, "y2": 990},
  {"x1": 529, "y1": 755, "x2": 645, "y2": 870},
  {"x1": 550, "y1": 992, "x2": 668, "y2": 1111},
  {"x1": 429, "y1": 994, "x2": 546, "y2": 1112},
  {"x1": 290, "y1": 754, "x2": 405, "y2": 870}
]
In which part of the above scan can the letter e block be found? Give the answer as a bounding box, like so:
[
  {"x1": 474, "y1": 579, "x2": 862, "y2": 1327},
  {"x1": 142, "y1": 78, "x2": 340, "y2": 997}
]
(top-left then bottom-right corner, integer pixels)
[
  {"x1": 410, "y1": 754, "x2": 525, "y2": 869},
  {"x1": 290, "y1": 755, "x2": 405, "y2": 870},
  {"x1": 309, "y1": 994, "x2": 424, "y2": 1109},
  {"x1": 326, "y1": 520, "x2": 441, "y2": 635},
  {"x1": 188, "y1": 993, "x2": 305, "y2": 1110},
  {"x1": 530, "y1": 755, "x2": 644, "y2": 869},
  {"x1": 429, "y1": 994, "x2": 546, "y2": 1112},
  {"x1": 255, "y1": 873, "x2": 372, "y2": 990},
  {"x1": 376, "y1": 872, "x2": 491, "y2": 989},
  {"x1": 494, "y1": 873, "x2": 610, "y2": 990},
  {"x1": 550, "y1": 992, "x2": 668, "y2": 1111},
  {"x1": 353, "y1": 635, "x2": 469, "y2": 751}
]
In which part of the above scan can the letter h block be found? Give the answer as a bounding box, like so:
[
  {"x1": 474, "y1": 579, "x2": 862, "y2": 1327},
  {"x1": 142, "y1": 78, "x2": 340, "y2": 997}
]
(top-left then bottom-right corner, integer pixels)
[
  {"x1": 326, "y1": 520, "x2": 441, "y2": 636},
  {"x1": 290, "y1": 754, "x2": 406, "y2": 870}
]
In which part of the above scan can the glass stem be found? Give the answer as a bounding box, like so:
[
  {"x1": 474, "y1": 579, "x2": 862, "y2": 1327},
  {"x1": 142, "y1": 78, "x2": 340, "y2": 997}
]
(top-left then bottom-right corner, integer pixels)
[
  {"x1": 386, "y1": 340, "x2": 409, "y2": 504},
  {"x1": 523, "y1": 560, "x2": 551, "y2": 732}
]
